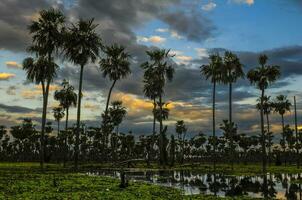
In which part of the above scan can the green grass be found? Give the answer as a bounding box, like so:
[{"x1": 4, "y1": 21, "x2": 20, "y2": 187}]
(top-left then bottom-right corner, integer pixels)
[{"x1": 0, "y1": 162, "x2": 258, "y2": 200}]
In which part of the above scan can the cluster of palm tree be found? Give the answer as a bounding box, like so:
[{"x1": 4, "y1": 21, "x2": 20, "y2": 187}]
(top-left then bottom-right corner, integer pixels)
[
  {"x1": 201, "y1": 52, "x2": 244, "y2": 170},
  {"x1": 4, "y1": 8, "x2": 299, "y2": 172},
  {"x1": 22, "y1": 8, "x2": 177, "y2": 169}
]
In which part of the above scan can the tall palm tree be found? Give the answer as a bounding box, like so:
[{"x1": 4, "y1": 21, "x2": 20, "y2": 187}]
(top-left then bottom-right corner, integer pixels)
[
  {"x1": 23, "y1": 57, "x2": 58, "y2": 168},
  {"x1": 247, "y1": 54, "x2": 280, "y2": 175},
  {"x1": 54, "y1": 79, "x2": 77, "y2": 167},
  {"x1": 256, "y1": 95, "x2": 273, "y2": 164},
  {"x1": 222, "y1": 51, "x2": 244, "y2": 170},
  {"x1": 201, "y1": 53, "x2": 223, "y2": 170},
  {"x1": 63, "y1": 19, "x2": 102, "y2": 169},
  {"x1": 53, "y1": 107, "x2": 65, "y2": 134},
  {"x1": 141, "y1": 64, "x2": 161, "y2": 135},
  {"x1": 25, "y1": 8, "x2": 65, "y2": 169},
  {"x1": 142, "y1": 49, "x2": 174, "y2": 166},
  {"x1": 273, "y1": 95, "x2": 291, "y2": 154},
  {"x1": 99, "y1": 44, "x2": 131, "y2": 125}
]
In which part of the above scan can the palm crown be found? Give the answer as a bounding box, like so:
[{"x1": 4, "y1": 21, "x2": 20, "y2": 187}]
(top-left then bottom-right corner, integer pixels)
[
  {"x1": 201, "y1": 53, "x2": 223, "y2": 83},
  {"x1": 222, "y1": 51, "x2": 244, "y2": 84},
  {"x1": 100, "y1": 44, "x2": 131, "y2": 81},
  {"x1": 247, "y1": 54, "x2": 280, "y2": 90},
  {"x1": 64, "y1": 19, "x2": 102, "y2": 66},
  {"x1": 273, "y1": 95, "x2": 291, "y2": 115},
  {"x1": 28, "y1": 8, "x2": 65, "y2": 56},
  {"x1": 23, "y1": 57, "x2": 58, "y2": 84}
]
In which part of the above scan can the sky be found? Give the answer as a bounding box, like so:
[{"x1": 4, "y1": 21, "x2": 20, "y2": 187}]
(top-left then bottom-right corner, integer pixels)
[{"x1": 0, "y1": 0, "x2": 302, "y2": 138}]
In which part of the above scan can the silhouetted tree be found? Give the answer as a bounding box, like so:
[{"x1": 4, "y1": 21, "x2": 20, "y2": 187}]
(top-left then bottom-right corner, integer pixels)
[
  {"x1": 63, "y1": 18, "x2": 102, "y2": 169},
  {"x1": 247, "y1": 54, "x2": 280, "y2": 175}
]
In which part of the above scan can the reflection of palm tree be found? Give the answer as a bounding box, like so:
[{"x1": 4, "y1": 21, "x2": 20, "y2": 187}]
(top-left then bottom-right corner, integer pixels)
[
  {"x1": 247, "y1": 54, "x2": 280, "y2": 175},
  {"x1": 24, "y1": 8, "x2": 64, "y2": 169},
  {"x1": 273, "y1": 95, "x2": 291, "y2": 154},
  {"x1": 63, "y1": 19, "x2": 102, "y2": 169},
  {"x1": 201, "y1": 54, "x2": 223, "y2": 170}
]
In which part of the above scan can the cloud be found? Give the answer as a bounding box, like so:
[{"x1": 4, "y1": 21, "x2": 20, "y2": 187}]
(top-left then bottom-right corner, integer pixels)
[
  {"x1": 6, "y1": 86, "x2": 17, "y2": 95},
  {"x1": 202, "y1": 2, "x2": 217, "y2": 11},
  {"x1": 159, "y1": 10, "x2": 215, "y2": 42},
  {"x1": 0, "y1": 73, "x2": 15, "y2": 81},
  {"x1": 195, "y1": 48, "x2": 209, "y2": 58},
  {"x1": 231, "y1": 0, "x2": 254, "y2": 5},
  {"x1": 5, "y1": 61, "x2": 21, "y2": 69},
  {"x1": 156, "y1": 28, "x2": 184, "y2": 40},
  {"x1": 0, "y1": 103, "x2": 36, "y2": 113},
  {"x1": 137, "y1": 35, "x2": 166, "y2": 44},
  {"x1": 21, "y1": 90, "x2": 41, "y2": 99}
]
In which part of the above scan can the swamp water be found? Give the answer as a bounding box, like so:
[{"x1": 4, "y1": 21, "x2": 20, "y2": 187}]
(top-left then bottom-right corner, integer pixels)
[{"x1": 87, "y1": 169, "x2": 302, "y2": 199}]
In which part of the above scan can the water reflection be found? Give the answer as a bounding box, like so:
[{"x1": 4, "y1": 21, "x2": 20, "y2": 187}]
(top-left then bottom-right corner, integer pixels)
[{"x1": 87, "y1": 169, "x2": 302, "y2": 199}]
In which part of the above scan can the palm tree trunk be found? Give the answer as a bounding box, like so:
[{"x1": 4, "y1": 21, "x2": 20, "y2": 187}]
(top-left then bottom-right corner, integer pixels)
[
  {"x1": 40, "y1": 80, "x2": 50, "y2": 170},
  {"x1": 57, "y1": 121, "x2": 60, "y2": 135},
  {"x1": 294, "y1": 96, "x2": 299, "y2": 168},
  {"x1": 260, "y1": 89, "x2": 267, "y2": 174},
  {"x1": 281, "y1": 113, "x2": 286, "y2": 166},
  {"x1": 213, "y1": 80, "x2": 216, "y2": 170},
  {"x1": 104, "y1": 79, "x2": 117, "y2": 118},
  {"x1": 152, "y1": 98, "x2": 156, "y2": 135},
  {"x1": 229, "y1": 82, "x2": 234, "y2": 170},
  {"x1": 75, "y1": 64, "x2": 84, "y2": 170},
  {"x1": 64, "y1": 107, "x2": 69, "y2": 168},
  {"x1": 159, "y1": 94, "x2": 164, "y2": 166},
  {"x1": 266, "y1": 113, "x2": 271, "y2": 166}
]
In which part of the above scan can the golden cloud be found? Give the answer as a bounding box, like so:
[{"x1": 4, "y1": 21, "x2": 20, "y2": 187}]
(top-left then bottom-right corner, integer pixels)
[
  {"x1": 0, "y1": 73, "x2": 15, "y2": 80},
  {"x1": 84, "y1": 103, "x2": 99, "y2": 111},
  {"x1": 21, "y1": 90, "x2": 41, "y2": 99},
  {"x1": 5, "y1": 61, "x2": 21, "y2": 69},
  {"x1": 35, "y1": 84, "x2": 60, "y2": 91}
]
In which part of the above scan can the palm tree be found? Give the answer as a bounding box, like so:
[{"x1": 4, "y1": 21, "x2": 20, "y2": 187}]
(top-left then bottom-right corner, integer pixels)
[
  {"x1": 256, "y1": 95, "x2": 273, "y2": 164},
  {"x1": 53, "y1": 107, "x2": 65, "y2": 134},
  {"x1": 25, "y1": 8, "x2": 65, "y2": 169},
  {"x1": 141, "y1": 63, "x2": 161, "y2": 135},
  {"x1": 247, "y1": 54, "x2": 280, "y2": 175},
  {"x1": 100, "y1": 44, "x2": 131, "y2": 124},
  {"x1": 142, "y1": 49, "x2": 174, "y2": 166},
  {"x1": 54, "y1": 80, "x2": 77, "y2": 133},
  {"x1": 23, "y1": 57, "x2": 58, "y2": 168},
  {"x1": 222, "y1": 51, "x2": 244, "y2": 170},
  {"x1": 63, "y1": 19, "x2": 102, "y2": 169},
  {"x1": 273, "y1": 95, "x2": 291, "y2": 154},
  {"x1": 54, "y1": 79, "x2": 77, "y2": 167},
  {"x1": 175, "y1": 120, "x2": 187, "y2": 164},
  {"x1": 108, "y1": 101, "x2": 127, "y2": 134},
  {"x1": 201, "y1": 53, "x2": 223, "y2": 170}
]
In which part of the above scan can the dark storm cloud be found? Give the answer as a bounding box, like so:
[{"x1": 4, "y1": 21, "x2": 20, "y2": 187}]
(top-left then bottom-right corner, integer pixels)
[
  {"x1": 159, "y1": 11, "x2": 215, "y2": 42},
  {"x1": 0, "y1": 103, "x2": 36, "y2": 113},
  {"x1": 0, "y1": 0, "x2": 53, "y2": 51}
]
